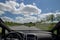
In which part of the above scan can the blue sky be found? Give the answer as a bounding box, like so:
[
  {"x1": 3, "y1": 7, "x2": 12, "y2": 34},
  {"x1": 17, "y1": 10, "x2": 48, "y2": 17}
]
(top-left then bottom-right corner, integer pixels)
[
  {"x1": 0, "y1": 0, "x2": 60, "y2": 23},
  {"x1": 0, "y1": 0, "x2": 60, "y2": 13},
  {"x1": 20, "y1": 0, "x2": 60, "y2": 13}
]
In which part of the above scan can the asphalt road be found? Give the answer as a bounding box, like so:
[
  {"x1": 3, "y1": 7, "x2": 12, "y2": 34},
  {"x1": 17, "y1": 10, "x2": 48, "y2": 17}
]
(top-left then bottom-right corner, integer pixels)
[
  {"x1": 9, "y1": 25, "x2": 41, "y2": 30},
  {"x1": 9, "y1": 25, "x2": 51, "y2": 34}
]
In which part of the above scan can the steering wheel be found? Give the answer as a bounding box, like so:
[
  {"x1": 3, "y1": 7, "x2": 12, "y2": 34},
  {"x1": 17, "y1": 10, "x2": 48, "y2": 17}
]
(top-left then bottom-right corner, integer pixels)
[{"x1": 5, "y1": 31, "x2": 24, "y2": 40}]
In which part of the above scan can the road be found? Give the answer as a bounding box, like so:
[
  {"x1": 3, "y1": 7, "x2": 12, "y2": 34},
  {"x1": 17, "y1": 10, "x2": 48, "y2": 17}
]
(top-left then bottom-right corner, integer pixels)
[
  {"x1": 9, "y1": 25, "x2": 41, "y2": 30},
  {"x1": 9, "y1": 25, "x2": 52, "y2": 38},
  {"x1": 0, "y1": 25, "x2": 52, "y2": 40},
  {"x1": 9, "y1": 25, "x2": 51, "y2": 34}
]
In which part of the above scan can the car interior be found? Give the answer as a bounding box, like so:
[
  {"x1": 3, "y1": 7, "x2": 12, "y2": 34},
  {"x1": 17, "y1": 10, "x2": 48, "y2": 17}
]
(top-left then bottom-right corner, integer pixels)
[
  {"x1": 0, "y1": 0, "x2": 60, "y2": 40},
  {"x1": 0, "y1": 18, "x2": 59, "y2": 40}
]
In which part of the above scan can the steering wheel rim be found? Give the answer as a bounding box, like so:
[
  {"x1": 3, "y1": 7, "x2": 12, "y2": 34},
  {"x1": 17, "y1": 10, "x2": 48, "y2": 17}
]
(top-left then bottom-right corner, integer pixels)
[{"x1": 5, "y1": 31, "x2": 23, "y2": 40}]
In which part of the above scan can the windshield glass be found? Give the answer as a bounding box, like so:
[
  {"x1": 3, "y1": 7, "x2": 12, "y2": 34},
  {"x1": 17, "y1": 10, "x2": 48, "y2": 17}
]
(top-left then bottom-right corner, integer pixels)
[{"x1": 0, "y1": 0, "x2": 60, "y2": 31}]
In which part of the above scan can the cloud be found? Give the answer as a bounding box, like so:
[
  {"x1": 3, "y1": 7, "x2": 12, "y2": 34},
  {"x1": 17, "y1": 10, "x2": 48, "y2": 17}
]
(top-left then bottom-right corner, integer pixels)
[
  {"x1": 0, "y1": 1, "x2": 41, "y2": 15},
  {"x1": 15, "y1": 16, "x2": 37, "y2": 23},
  {"x1": 19, "y1": 3, "x2": 41, "y2": 15},
  {"x1": 1, "y1": 0, "x2": 60, "y2": 23},
  {"x1": 0, "y1": 11, "x2": 4, "y2": 15},
  {"x1": 37, "y1": 12, "x2": 60, "y2": 22},
  {"x1": 24, "y1": 16, "x2": 37, "y2": 23},
  {"x1": 37, "y1": 13, "x2": 55, "y2": 21},
  {"x1": 0, "y1": 0, "x2": 41, "y2": 23},
  {"x1": 15, "y1": 17, "x2": 24, "y2": 23},
  {"x1": 1, "y1": 16, "x2": 14, "y2": 22},
  {"x1": 1, "y1": 12, "x2": 60, "y2": 23},
  {"x1": 0, "y1": 1, "x2": 19, "y2": 12},
  {"x1": 15, "y1": 12, "x2": 59, "y2": 23},
  {"x1": 0, "y1": 3, "x2": 10, "y2": 11}
]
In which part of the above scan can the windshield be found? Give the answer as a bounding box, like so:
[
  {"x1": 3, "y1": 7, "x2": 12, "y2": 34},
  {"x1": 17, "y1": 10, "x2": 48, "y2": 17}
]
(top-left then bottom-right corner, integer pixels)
[{"x1": 0, "y1": 0, "x2": 60, "y2": 31}]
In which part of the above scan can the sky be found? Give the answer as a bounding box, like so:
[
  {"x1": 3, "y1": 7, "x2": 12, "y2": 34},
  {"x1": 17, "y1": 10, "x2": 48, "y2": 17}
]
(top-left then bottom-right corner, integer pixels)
[{"x1": 0, "y1": 0, "x2": 60, "y2": 23}]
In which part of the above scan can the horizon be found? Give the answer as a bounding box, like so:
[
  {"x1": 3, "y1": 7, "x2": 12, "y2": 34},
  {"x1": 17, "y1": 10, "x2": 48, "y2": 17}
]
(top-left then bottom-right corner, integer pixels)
[{"x1": 0, "y1": 0, "x2": 60, "y2": 23}]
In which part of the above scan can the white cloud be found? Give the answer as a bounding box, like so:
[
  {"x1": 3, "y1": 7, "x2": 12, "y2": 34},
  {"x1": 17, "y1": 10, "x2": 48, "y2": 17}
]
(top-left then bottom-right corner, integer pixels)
[
  {"x1": 37, "y1": 12, "x2": 60, "y2": 22},
  {"x1": 1, "y1": 0, "x2": 60, "y2": 23},
  {"x1": 24, "y1": 16, "x2": 37, "y2": 23},
  {"x1": 1, "y1": 12, "x2": 60, "y2": 23},
  {"x1": 19, "y1": 4, "x2": 41, "y2": 15},
  {"x1": 15, "y1": 17, "x2": 24, "y2": 23},
  {"x1": 37, "y1": 13, "x2": 55, "y2": 21},
  {"x1": 1, "y1": 16, "x2": 14, "y2": 22},
  {"x1": 15, "y1": 12, "x2": 60, "y2": 23},
  {"x1": 0, "y1": 1, "x2": 41, "y2": 15},
  {"x1": 0, "y1": 1, "x2": 19, "y2": 12},
  {"x1": 0, "y1": 11, "x2": 4, "y2": 15},
  {"x1": 15, "y1": 16, "x2": 38, "y2": 23}
]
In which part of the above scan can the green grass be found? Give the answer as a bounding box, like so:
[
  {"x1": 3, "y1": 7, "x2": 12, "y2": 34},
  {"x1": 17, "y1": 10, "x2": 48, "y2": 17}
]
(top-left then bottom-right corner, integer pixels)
[
  {"x1": 4, "y1": 22, "x2": 23, "y2": 26},
  {"x1": 0, "y1": 28, "x2": 2, "y2": 33},
  {"x1": 35, "y1": 23, "x2": 56, "y2": 30},
  {"x1": 0, "y1": 22, "x2": 57, "y2": 33},
  {"x1": 4, "y1": 21, "x2": 57, "y2": 30},
  {"x1": 23, "y1": 22, "x2": 35, "y2": 27}
]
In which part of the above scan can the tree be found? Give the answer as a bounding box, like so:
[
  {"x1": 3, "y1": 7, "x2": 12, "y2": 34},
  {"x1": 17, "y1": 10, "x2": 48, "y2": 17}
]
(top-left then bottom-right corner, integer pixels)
[
  {"x1": 56, "y1": 14, "x2": 60, "y2": 21},
  {"x1": 46, "y1": 14, "x2": 54, "y2": 22},
  {"x1": 45, "y1": 14, "x2": 55, "y2": 30},
  {"x1": 24, "y1": 22, "x2": 35, "y2": 27}
]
